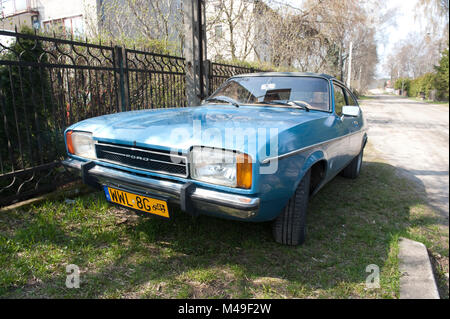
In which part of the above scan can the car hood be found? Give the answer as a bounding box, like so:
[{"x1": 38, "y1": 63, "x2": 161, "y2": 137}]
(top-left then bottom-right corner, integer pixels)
[{"x1": 69, "y1": 104, "x2": 329, "y2": 158}]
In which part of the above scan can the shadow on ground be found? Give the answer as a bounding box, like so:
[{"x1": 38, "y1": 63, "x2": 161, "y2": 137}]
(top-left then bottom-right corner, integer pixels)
[{"x1": 0, "y1": 160, "x2": 446, "y2": 298}]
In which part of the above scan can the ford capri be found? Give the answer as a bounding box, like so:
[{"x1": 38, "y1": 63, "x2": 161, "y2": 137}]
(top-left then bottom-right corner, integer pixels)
[{"x1": 62, "y1": 72, "x2": 368, "y2": 245}]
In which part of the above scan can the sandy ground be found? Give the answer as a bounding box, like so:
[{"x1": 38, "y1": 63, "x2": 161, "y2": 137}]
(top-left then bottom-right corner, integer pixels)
[{"x1": 360, "y1": 95, "x2": 449, "y2": 224}]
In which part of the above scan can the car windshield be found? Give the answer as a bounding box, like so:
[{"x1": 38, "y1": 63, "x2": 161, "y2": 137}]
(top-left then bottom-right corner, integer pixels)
[{"x1": 207, "y1": 76, "x2": 330, "y2": 111}]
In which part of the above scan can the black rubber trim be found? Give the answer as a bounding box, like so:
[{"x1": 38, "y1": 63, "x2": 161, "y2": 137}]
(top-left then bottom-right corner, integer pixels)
[
  {"x1": 81, "y1": 161, "x2": 99, "y2": 188},
  {"x1": 180, "y1": 182, "x2": 197, "y2": 217}
]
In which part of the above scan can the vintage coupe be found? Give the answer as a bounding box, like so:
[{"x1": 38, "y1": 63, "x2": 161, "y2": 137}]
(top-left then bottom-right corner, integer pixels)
[{"x1": 63, "y1": 72, "x2": 367, "y2": 245}]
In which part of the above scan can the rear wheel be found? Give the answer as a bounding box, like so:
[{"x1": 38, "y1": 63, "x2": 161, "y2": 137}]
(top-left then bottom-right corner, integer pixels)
[
  {"x1": 272, "y1": 170, "x2": 311, "y2": 246},
  {"x1": 340, "y1": 149, "x2": 363, "y2": 179}
]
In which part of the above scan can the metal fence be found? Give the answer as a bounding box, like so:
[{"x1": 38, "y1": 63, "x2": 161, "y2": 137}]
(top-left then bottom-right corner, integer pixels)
[
  {"x1": 0, "y1": 30, "x2": 262, "y2": 206},
  {"x1": 125, "y1": 49, "x2": 186, "y2": 110},
  {"x1": 0, "y1": 31, "x2": 121, "y2": 206}
]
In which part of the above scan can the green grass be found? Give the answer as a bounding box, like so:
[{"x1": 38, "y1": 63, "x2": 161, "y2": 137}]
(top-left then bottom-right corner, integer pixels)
[
  {"x1": 360, "y1": 94, "x2": 448, "y2": 106},
  {"x1": 357, "y1": 95, "x2": 377, "y2": 100},
  {"x1": 412, "y1": 98, "x2": 449, "y2": 106},
  {"x1": 0, "y1": 146, "x2": 448, "y2": 298},
  {"x1": 395, "y1": 95, "x2": 449, "y2": 106},
  {"x1": 405, "y1": 96, "x2": 449, "y2": 106}
]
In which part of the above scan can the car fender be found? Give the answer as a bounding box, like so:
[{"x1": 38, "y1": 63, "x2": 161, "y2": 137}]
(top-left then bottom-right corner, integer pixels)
[
  {"x1": 362, "y1": 132, "x2": 368, "y2": 150},
  {"x1": 290, "y1": 149, "x2": 328, "y2": 196}
]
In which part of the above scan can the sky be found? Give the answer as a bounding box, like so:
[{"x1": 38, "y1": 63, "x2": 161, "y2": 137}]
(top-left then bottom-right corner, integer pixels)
[
  {"x1": 376, "y1": 0, "x2": 425, "y2": 78},
  {"x1": 277, "y1": 0, "x2": 431, "y2": 79},
  {"x1": 378, "y1": 0, "x2": 423, "y2": 53}
]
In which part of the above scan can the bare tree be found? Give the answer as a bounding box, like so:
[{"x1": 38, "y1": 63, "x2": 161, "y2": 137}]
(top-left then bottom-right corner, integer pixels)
[
  {"x1": 85, "y1": 0, "x2": 183, "y2": 53},
  {"x1": 206, "y1": 0, "x2": 263, "y2": 61},
  {"x1": 259, "y1": 1, "x2": 330, "y2": 71},
  {"x1": 414, "y1": 0, "x2": 449, "y2": 63},
  {"x1": 206, "y1": 0, "x2": 381, "y2": 91},
  {"x1": 415, "y1": 0, "x2": 449, "y2": 35},
  {"x1": 260, "y1": 0, "x2": 379, "y2": 90},
  {"x1": 385, "y1": 31, "x2": 444, "y2": 81}
]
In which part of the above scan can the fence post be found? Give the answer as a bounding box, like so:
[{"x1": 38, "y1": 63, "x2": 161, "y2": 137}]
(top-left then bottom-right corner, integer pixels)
[{"x1": 114, "y1": 46, "x2": 129, "y2": 112}]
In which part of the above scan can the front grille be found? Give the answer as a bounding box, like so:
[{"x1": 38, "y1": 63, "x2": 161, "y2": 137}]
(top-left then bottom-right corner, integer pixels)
[{"x1": 95, "y1": 143, "x2": 188, "y2": 177}]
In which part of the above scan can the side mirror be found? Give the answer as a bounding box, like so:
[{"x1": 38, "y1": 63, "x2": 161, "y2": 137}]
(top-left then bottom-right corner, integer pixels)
[{"x1": 342, "y1": 105, "x2": 360, "y2": 117}]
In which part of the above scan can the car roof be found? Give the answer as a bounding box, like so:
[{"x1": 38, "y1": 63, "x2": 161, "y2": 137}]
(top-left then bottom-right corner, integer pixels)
[{"x1": 231, "y1": 72, "x2": 336, "y2": 81}]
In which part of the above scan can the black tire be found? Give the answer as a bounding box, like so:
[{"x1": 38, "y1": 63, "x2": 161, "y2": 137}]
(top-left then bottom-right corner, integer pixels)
[
  {"x1": 340, "y1": 148, "x2": 364, "y2": 179},
  {"x1": 272, "y1": 170, "x2": 311, "y2": 246}
]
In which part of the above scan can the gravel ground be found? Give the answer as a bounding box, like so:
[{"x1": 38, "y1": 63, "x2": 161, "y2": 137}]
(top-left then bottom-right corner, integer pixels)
[{"x1": 360, "y1": 95, "x2": 449, "y2": 224}]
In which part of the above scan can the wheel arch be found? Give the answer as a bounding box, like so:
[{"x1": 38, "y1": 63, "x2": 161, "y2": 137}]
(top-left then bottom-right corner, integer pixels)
[
  {"x1": 291, "y1": 150, "x2": 329, "y2": 197},
  {"x1": 362, "y1": 132, "x2": 368, "y2": 150}
]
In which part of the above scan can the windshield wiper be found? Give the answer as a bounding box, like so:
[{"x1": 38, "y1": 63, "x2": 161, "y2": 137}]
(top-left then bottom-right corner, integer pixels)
[
  {"x1": 287, "y1": 100, "x2": 310, "y2": 112},
  {"x1": 259, "y1": 100, "x2": 310, "y2": 111},
  {"x1": 205, "y1": 96, "x2": 240, "y2": 108}
]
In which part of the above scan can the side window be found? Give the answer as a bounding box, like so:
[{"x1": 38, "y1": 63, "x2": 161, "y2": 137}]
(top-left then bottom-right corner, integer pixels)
[
  {"x1": 345, "y1": 89, "x2": 358, "y2": 106},
  {"x1": 333, "y1": 84, "x2": 346, "y2": 116}
]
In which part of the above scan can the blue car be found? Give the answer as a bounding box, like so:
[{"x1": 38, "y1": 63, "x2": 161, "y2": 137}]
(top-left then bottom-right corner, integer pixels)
[{"x1": 63, "y1": 72, "x2": 368, "y2": 245}]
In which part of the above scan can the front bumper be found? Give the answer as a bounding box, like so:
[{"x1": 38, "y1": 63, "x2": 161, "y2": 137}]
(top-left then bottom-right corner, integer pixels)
[{"x1": 62, "y1": 158, "x2": 260, "y2": 220}]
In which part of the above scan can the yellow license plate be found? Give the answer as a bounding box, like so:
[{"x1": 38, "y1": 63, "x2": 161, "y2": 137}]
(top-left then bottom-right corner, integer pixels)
[{"x1": 104, "y1": 186, "x2": 169, "y2": 218}]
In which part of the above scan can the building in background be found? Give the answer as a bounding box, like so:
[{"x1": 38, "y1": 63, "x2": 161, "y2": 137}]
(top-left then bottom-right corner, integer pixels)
[
  {"x1": 1, "y1": 0, "x2": 99, "y2": 37},
  {"x1": 1, "y1": 0, "x2": 182, "y2": 50},
  {"x1": 2, "y1": 0, "x2": 270, "y2": 62},
  {"x1": 1, "y1": 0, "x2": 39, "y2": 30}
]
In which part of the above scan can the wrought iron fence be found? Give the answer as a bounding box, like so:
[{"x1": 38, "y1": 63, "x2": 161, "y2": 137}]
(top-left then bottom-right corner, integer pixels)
[
  {"x1": 125, "y1": 49, "x2": 186, "y2": 110},
  {"x1": 0, "y1": 30, "x2": 122, "y2": 206},
  {"x1": 0, "y1": 30, "x2": 261, "y2": 206}
]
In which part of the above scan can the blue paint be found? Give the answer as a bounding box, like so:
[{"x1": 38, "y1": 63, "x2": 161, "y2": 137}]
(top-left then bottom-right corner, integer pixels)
[{"x1": 64, "y1": 73, "x2": 368, "y2": 222}]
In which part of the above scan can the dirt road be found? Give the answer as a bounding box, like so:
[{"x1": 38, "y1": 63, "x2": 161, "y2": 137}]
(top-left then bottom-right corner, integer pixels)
[{"x1": 360, "y1": 95, "x2": 449, "y2": 223}]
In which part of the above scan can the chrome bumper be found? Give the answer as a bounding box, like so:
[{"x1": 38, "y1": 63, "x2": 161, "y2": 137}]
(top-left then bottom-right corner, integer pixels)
[{"x1": 62, "y1": 158, "x2": 260, "y2": 220}]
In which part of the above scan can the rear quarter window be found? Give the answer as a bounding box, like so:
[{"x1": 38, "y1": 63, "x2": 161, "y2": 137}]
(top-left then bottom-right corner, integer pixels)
[
  {"x1": 345, "y1": 89, "x2": 358, "y2": 106},
  {"x1": 333, "y1": 84, "x2": 346, "y2": 116}
]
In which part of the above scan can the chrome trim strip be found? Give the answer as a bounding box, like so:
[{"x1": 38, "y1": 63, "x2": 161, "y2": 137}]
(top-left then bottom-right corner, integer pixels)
[
  {"x1": 101, "y1": 150, "x2": 187, "y2": 167},
  {"x1": 261, "y1": 129, "x2": 366, "y2": 164},
  {"x1": 96, "y1": 142, "x2": 186, "y2": 160}
]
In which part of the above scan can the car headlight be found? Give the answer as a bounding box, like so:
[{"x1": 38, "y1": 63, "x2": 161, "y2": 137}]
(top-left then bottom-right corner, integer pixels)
[
  {"x1": 190, "y1": 147, "x2": 252, "y2": 189},
  {"x1": 66, "y1": 130, "x2": 97, "y2": 160}
]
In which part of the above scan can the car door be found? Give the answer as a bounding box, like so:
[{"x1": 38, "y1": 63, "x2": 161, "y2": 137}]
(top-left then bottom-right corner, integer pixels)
[
  {"x1": 328, "y1": 81, "x2": 354, "y2": 173},
  {"x1": 343, "y1": 87, "x2": 364, "y2": 156}
]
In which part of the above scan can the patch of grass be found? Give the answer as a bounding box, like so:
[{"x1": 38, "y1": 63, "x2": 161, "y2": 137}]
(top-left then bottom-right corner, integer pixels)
[
  {"x1": 430, "y1": 251, "x2": 449, "y2": 299},
  {"x1": 0, "y1": 145, "x2": 447, "y2": 298},
  {"x1": 393, "y1": 95, "x2": 450, "y2": 106},
  {"x1": 357, "y1": 95, "x2": 376, "y2": 100},
  {"x1": 409, "y1": 97, "x2": 449, "y2": 106}
]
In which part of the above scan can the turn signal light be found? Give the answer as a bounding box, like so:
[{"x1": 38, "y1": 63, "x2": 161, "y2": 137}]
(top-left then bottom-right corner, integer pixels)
[
  {"x1": 66, "y1": 130, "x2": 75, "y2": 154},
  {"x1": 237, "y1": 153, "x2": 252, "y2": 189}
]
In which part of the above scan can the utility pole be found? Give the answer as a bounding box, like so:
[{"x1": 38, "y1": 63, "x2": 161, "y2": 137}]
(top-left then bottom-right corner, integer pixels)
[
  {"x1": 183, "y1": 0, "x2": 207, "y2": 106},
  {"x1": 397, "y1": 68, "x2": 405, "y2": 96},
  {"x1": 357, "y1": 65, "x2": 362, "y2": 92},
  {"x1": 346, "y1": 41, "x2": 353, "y2": 88}
]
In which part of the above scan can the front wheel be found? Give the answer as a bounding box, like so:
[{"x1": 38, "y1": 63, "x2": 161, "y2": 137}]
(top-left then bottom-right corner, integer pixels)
[
  {"x1": 340, "y1": 149, "x2": 364, "y2": 179},
  {"x1": 272, "y1": 170, "x2": 311, "y2": 246}
]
